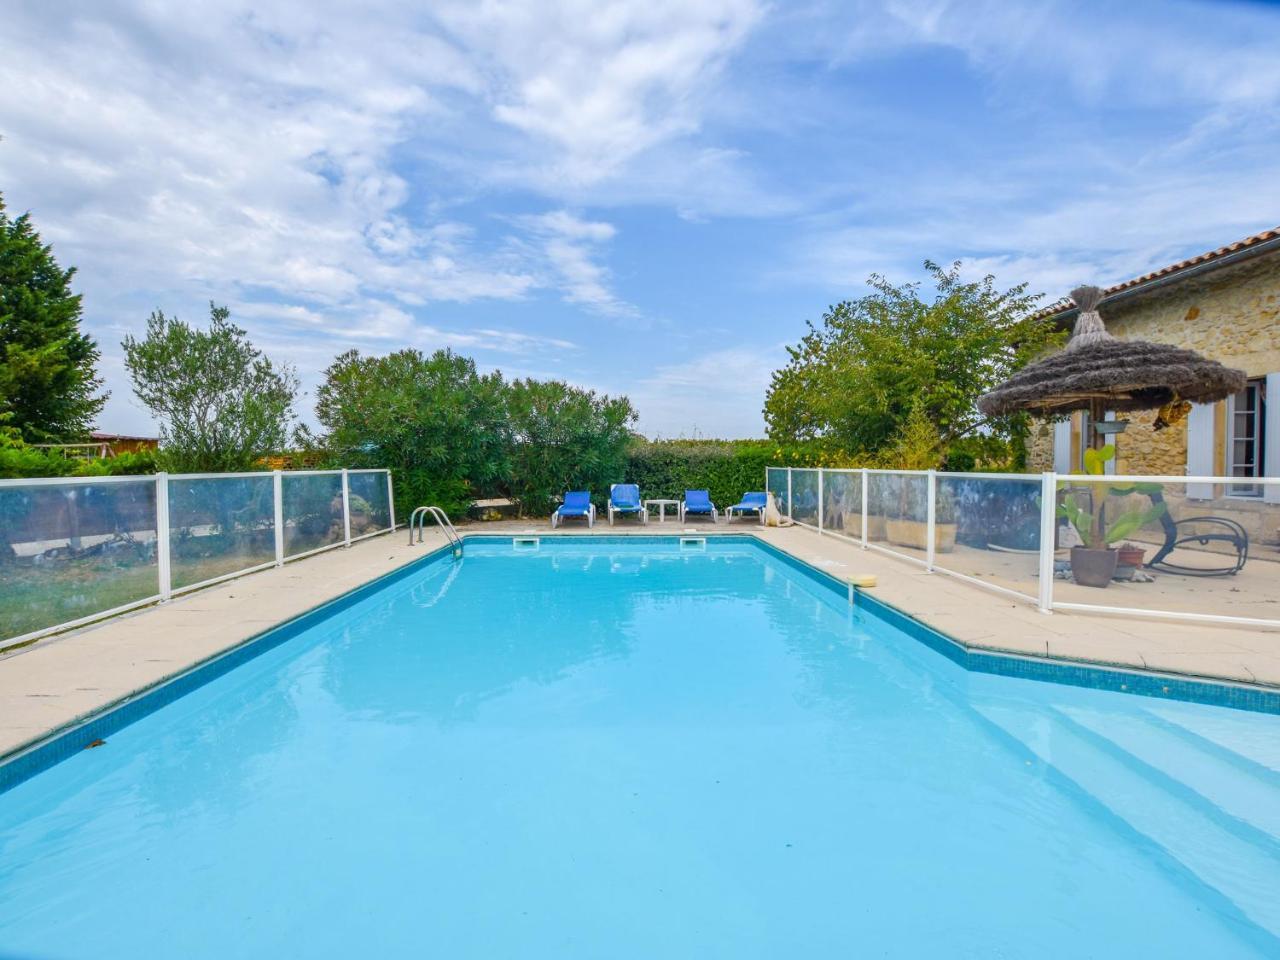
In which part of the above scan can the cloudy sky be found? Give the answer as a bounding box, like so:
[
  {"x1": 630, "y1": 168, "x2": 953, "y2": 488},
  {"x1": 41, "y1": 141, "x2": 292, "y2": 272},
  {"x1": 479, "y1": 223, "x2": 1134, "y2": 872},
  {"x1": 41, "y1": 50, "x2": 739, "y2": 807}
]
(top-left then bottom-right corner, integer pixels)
[{"x1": 2, "y1": 0, "x2": 1278, "y2": 438}]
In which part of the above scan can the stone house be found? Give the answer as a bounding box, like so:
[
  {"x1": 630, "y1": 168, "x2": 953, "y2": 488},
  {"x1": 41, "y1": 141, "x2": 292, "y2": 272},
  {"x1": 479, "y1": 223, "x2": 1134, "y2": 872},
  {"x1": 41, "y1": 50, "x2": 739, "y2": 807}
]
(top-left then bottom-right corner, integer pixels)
[{"x1": 1026, "y1": 226, "x2": 1279, "y2": 544}]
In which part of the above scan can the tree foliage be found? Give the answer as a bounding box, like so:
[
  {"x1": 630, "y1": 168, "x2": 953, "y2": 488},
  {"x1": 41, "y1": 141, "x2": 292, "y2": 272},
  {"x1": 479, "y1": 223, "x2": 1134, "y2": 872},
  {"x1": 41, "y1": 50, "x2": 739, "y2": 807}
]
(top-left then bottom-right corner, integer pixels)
[
  {"x1": 0, "y1": 194, "x2": 105, "y2": 441},
  {"x1": 315, "y1": 348, "x2": 510, "y2": 516},
  {"x1": 764, "y1": 261, "x2": 1062, "y2": 462},
  {"x1": 505, "y1": 379, "x2": 636, "y2": 512},
  {"x1": 122, "y1": 304, "x2": 297, "y2": 472}
]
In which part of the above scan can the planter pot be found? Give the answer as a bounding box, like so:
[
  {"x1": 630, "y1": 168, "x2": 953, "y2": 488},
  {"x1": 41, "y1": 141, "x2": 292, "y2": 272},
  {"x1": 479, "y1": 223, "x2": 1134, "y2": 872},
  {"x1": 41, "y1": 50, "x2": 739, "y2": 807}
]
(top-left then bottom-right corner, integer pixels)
[
  {"x1": 866, "y1": 514, "x2": 888, "y2": 540},
  {"x1": 885, "y1": 519, "x2": 957, "y2": 553},
  {"x1": 1070, "y1": 546, "x2": 1118, "y2": 588},
  {"x1": 1117, "y1": 545, "x2": 1146, "y2": 568}
]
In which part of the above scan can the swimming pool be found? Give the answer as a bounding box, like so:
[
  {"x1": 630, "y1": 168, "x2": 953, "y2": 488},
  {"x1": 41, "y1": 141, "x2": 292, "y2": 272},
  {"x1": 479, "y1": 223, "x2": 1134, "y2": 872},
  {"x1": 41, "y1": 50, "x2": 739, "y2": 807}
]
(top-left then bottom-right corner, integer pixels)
[{"x1": 1, "y1": 536, "x2": 1278, "y2": 958}]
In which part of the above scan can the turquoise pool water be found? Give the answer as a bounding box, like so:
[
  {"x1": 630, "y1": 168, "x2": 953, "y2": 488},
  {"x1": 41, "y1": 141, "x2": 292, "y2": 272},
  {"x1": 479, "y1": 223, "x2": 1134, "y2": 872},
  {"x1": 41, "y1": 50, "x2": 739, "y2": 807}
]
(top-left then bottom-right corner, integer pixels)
[{"x1": 1, "y1": 537, "x2": 1279, "y2": 958}]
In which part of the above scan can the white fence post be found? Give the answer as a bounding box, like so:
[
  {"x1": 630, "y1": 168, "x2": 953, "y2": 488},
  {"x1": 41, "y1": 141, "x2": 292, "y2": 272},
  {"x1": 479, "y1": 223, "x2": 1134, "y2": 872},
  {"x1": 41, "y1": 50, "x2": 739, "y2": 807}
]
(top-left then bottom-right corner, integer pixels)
[
  {"x1": 860, "y1": 469, "x2": 868, "y2": 548},
  {"x1": 341, "y1": 469, "x2": 352, "y2": 546},
  {"x1": 925, "y1": 469, "x2": 937, "y2": 572},
  {"x1": 273, "y1": 470, "x2": 284, "y2": 566},
  {"x1": 386, "y1": 470, "x2": 396, "y2": 530},
  {"x1": 786, "y1": 468, "x2": 793, "y2": 520},
  {"x1": 155, "y1": 472, "x2": 171, "y2": 601},
  {"x1": 817, "y1": 469, "x2": 824, "y2": 535},
  {"x1": 1038, "y1": 471, "x2": 1057, "y2": 614}
]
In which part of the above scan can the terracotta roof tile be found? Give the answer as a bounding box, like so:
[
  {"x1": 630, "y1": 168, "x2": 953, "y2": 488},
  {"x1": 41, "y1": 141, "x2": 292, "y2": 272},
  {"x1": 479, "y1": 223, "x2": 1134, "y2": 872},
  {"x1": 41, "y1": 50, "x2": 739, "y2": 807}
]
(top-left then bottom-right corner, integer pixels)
[{"x1": 1034, "y1": 226, "x2": 1280, "y2": 320}]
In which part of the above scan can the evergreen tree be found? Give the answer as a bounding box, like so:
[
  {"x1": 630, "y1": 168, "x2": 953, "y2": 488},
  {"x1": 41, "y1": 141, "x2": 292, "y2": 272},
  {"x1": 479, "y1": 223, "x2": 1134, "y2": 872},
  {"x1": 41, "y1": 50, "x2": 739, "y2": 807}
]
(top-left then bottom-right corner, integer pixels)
[{"x1": 0, "y1": 193, "x2": 106, "y2": 441}]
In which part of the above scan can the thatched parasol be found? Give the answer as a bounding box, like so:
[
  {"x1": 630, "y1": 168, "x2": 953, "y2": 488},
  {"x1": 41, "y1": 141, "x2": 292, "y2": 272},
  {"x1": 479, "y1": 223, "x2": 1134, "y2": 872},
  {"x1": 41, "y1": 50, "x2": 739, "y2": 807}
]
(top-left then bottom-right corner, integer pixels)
[{"x1": 979, "y1": 285, "x2": 1246, "y2": 448}]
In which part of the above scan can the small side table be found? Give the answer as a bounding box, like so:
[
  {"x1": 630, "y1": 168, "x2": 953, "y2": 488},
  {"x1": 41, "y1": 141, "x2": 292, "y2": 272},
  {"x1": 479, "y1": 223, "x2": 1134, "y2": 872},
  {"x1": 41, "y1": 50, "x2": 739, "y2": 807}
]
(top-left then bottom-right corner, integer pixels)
[{"x1": 644, "y1": 499, "x2": 680, "y2": 523}]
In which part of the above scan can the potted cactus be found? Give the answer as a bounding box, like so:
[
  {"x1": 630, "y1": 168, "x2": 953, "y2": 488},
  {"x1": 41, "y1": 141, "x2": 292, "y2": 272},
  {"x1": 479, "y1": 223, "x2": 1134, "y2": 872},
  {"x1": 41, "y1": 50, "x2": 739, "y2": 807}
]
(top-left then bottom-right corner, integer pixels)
[{"x1": 1057, "y1": 446, "x2": 1165, "y2": 587}]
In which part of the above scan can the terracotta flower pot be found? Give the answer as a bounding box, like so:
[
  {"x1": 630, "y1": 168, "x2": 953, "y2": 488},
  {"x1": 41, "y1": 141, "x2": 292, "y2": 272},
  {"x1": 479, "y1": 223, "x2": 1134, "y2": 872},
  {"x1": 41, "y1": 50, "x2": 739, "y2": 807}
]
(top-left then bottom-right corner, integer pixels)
[
  {"x1": 1070, "y1": 546, "x2": 1118, "y2": 588},
  {"x1": 1117, "y1": 544, "x2": 1146, "y2": 568}
]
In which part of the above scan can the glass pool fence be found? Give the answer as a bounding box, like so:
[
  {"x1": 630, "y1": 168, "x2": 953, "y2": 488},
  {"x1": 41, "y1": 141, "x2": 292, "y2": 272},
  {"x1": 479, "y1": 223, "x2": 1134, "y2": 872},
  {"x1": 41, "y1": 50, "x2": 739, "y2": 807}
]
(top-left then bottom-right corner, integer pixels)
[
  {"x1": 766, "y1": 466, "x2": 1280, "y2": 630},
  {"x1": 1, "y1": 469, "x2": 394, "y2": 648}
]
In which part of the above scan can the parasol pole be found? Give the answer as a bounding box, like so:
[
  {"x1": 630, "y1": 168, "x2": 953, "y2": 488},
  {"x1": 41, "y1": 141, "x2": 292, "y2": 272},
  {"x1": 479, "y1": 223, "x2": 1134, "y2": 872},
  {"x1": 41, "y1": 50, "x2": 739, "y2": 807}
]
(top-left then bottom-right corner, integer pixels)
[{"x1": 1090, "y1": 397, "x2": 1106, "y2": 451}]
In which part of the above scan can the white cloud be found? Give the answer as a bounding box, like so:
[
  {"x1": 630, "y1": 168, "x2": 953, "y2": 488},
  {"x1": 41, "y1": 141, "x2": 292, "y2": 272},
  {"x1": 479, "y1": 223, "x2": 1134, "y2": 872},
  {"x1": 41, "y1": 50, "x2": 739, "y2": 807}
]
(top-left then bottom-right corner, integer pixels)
[
  {"x1": 0, "y1": 0, "x2": 768, "y2": 434},
  {"x1": 518, "y1": 210, "x2": 637, "y2": 316},
  {"x1": 434, "y1": 0, "x2": 765, "y2": 184},
  {"x1": 4, "y1": 0, "x2": 1279, "y2": 444},
  {"x1": 631, "y1": 347, "x2": 777, "y2": 438}
]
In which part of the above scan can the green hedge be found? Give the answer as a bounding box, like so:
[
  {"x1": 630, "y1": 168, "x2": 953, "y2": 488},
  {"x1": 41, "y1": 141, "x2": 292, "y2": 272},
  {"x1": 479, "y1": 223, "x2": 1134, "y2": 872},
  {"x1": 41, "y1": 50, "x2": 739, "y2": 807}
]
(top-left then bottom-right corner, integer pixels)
[
  {"x1": 623, "y1": 440, "x2": 858, "y2": 512},
  {"x1": 0, "y1": 446, "x2": 157, "y2": 480}
]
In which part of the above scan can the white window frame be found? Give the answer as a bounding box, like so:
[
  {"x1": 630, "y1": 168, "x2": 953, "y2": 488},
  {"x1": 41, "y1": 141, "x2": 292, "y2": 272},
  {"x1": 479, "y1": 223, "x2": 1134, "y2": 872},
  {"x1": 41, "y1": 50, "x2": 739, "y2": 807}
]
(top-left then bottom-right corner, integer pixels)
[
  {"x1": 1077, "y1": 410, "x2": 1116, "y2": 474},
  {"x1": 1226, "y1": 378, "x2": 1266, "y2": 498}
]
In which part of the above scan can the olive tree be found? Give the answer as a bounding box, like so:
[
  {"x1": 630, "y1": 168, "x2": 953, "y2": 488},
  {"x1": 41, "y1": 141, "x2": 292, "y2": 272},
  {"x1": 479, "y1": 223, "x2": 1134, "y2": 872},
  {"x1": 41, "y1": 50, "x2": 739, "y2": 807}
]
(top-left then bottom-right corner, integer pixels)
[{"x1": 122, "y1": 304, "x2": 297, "y2": 472}]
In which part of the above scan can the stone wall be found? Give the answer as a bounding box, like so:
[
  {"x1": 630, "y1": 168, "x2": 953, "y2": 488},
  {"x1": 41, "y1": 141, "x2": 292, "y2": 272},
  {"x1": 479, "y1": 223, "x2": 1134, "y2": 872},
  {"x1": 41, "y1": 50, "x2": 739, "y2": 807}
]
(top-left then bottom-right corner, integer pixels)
[
  {"x1": 1103, "y1": 252, "x2": 1279, "y2": 476},
  {"x1": 1026, "y1": 421, "x2": 1054, "y2": 473},
  {"x1": 1023, "y1": 250, "x2": 1279, "y2": 476},
  {"x1": 1019, "y1": 249, "x2": 1280, "y2": 548}
]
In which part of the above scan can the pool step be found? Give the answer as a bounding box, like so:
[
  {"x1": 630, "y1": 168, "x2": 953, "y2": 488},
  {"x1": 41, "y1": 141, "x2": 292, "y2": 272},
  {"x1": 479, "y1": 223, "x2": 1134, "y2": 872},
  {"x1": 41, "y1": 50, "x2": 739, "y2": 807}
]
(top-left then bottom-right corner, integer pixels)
[
  {"x1": 1141, "y1": 705, "x2": 1280, "y2": 778},
  {"x1": 1057, "y1": 706, "x2": 1280, "y2": 844},
  {"x1": 975, "y1": 702, "x2": 1280, "y2": 944}
]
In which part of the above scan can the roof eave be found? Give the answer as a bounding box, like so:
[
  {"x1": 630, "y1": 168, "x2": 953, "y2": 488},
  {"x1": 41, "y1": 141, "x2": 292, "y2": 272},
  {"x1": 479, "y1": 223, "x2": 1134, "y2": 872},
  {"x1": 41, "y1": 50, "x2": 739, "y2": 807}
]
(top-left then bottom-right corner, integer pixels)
[{"x1": 1041, "y1": 231, "x2": 1280, "y2": 325}]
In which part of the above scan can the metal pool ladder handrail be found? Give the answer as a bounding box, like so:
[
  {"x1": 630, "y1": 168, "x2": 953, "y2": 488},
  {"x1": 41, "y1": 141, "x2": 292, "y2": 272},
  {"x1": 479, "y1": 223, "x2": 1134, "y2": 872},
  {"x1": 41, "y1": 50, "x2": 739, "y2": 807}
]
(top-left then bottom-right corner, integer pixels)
[{"x1": 408, "y1": 506, "x2": 462, "y2": 555}]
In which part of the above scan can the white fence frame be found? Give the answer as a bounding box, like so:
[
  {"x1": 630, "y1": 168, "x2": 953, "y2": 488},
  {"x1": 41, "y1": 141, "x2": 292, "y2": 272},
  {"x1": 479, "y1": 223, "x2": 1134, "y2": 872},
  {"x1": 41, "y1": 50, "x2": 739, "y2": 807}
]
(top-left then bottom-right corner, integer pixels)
[
  {"x1": 768, "y1": 466, "x2": 1280, "y2": 630},
  {"x1": 1, "y1": 468, "x2": 396, "y2": 648}
]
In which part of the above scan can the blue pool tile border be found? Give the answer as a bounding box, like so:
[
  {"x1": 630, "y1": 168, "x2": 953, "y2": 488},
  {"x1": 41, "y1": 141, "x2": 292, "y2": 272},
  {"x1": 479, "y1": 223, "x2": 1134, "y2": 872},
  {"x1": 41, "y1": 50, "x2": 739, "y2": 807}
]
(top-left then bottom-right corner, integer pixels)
[
  {"x1": 3, "y1": 531, "x2": 1277, "y2": 795},
  {"x1": 746, "y1": 535, "x2": 1280, "y2": 716},
  {"x1": 0, "y1": 542, "x2": 455, "y2": 796}
]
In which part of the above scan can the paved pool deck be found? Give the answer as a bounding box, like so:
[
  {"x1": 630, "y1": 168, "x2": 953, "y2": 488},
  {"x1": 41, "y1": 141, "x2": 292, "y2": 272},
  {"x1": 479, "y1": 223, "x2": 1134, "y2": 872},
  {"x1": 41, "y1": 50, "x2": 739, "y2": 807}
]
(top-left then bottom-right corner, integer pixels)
[{"x1": 2, "y1": 520, "x2": 1278, "y2": 762}]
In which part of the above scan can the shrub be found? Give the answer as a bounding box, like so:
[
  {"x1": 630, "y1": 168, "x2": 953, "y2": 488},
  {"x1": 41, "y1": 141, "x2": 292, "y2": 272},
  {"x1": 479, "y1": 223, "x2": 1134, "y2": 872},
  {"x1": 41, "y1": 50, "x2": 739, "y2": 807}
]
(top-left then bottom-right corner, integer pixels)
[
  {"x1": 315, "y1": 348, "x2": 510, "y2": 518},
  {"x1": 505, "y1": 379, "x2": 636, "y2": 515},
  {"x1": 624, "y1": 439, "x2": 859, "y2": 510}
]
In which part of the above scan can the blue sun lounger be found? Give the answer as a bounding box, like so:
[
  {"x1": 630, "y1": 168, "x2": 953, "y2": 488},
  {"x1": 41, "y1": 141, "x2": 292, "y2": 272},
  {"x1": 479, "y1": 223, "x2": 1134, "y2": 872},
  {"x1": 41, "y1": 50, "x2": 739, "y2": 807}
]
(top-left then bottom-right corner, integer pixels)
[
  {"x1": 679, "y1": 489, "x2": 718, "y2": 524},
  {"x1": 552, "y1": 491, "x2": 595, "y2": 528},
  {"x1": 726, "y1": 491, "x2": 768, "y2": 523},
  {"x1": 608, "y1": 484, "x2": 646, "y2": 525}
]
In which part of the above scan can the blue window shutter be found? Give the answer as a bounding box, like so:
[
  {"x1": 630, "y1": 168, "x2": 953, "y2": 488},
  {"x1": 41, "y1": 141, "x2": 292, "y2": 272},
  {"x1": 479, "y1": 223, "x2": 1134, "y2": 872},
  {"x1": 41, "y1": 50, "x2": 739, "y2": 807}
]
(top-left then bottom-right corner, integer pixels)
[
  {"x1": 1265, "y1": 373, "x2": 1279, "y2": 504},
  {"x1": 1052, "y1": 419, "x2": 1071, "y2": 473},
  {"x1": 1186, "y1": 402, "x2": 1215, "y2": 499},
  {"x1": 1103, "y1": 410, "x2": 1117, "y2": 474}
]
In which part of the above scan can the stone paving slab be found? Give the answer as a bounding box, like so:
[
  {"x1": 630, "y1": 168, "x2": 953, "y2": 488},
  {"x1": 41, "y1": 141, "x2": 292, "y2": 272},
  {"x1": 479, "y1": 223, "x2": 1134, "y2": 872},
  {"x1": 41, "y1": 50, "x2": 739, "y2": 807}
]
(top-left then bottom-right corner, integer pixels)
[{"x1": 3, "y1": 520, "x2": 1277, "y2": 763}]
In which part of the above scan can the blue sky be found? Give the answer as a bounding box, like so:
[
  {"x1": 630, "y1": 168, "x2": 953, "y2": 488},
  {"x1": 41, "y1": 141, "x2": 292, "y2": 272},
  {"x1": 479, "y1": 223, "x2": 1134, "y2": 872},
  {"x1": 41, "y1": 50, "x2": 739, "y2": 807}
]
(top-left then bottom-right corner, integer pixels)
[{"x1": 2, "y1": 0, "x2": 1278, "y2": 438}]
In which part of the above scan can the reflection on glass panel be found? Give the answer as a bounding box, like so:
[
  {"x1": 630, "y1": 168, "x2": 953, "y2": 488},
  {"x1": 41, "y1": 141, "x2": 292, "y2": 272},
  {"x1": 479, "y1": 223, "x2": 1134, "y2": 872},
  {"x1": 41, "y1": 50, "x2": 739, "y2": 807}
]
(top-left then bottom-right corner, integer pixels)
[
  {"x1": 822, "y1": 471, "x2": 862, "y2": 540},
  {"x1": 282, "y1": 473, "x2": 345, "y2": 558},
  {"x1": 1052, "y1": 478, "x2": 1276, "y2": 619},
  {"x1": 0, "y1": 479, "x2": 159, "y2": 642},
  {"x1": 865, "y1": 473, "x2": 929, "y2": 559},
  {"x1": 347, "y1": 472, "x2": 391, "y2": 535},
  {"x1": 766, "y1": 468, "x2": 789, "y2": 516},
  {"x1": 790, "y1": 469, "x2": 818, "y2": 524},
  {"x1": 168, "y1": 475, "x2": 276, "y2": 590},
  {"x1": 933, "y1": 475, "x2": 1043, "y2": 599}
]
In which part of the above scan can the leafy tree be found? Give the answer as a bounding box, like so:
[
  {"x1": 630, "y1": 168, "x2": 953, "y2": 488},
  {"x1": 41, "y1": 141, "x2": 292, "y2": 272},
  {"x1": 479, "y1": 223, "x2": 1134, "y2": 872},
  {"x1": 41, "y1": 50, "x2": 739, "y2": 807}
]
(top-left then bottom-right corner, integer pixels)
[
  {"x1": 122, "y1": 304, "x2": 298, "y2": 472},
  {"x1": 315, "y1": 348, "x2": 510, "y2": 517},
  {"x1": 877, "y1": 398, "x2": 944, "y2": 470},
  {"x1": 764, "y1": 261, "x2": 1062, "y2": 462},
  {"x1": 505, "y1": 379, "x2": 636, "y2": 513},
  {"x1": 0, "y1": 194, "x2": 105, "y2": 440}
]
